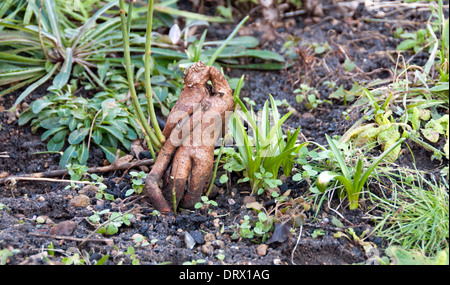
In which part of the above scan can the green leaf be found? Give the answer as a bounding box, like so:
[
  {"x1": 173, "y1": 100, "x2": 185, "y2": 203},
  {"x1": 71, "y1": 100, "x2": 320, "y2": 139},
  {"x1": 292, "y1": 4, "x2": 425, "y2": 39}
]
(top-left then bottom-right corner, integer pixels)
[
  {"x1": 443, "y1": 19, "x2": 449, "y2": 49},
  {"x1": 59, "y1": 144, "x2": 78, "y2": 169},
  {"x1": 357, "y1": 138, "x2": 405, "y2": 193},
  {"x1": 41, "y1": 126, "x2": 65, "y2": 141},
  {"x1": 98, "y1": 125, "x2": 124, "y2": 142},
  {"x1": 71, "y1": 0, "x2": 119, "y2": 48},
  {"x1": 18, "y1": 109, "x2": 35, "y2": 126},
  {"x1": 31, "y1": 98, "x2": 53, "y2": 114},
  {"x1": 40, "y1": 116, "x2": 62, "y2": 129},
  {"x1": 99, "y1": 145, "x2": 124, "y2": 163},
  {"x1": 53, "y1": 47, "x2": 73, "y2": 89},
  {"x1": 47, "y1": 136, "x2": 65, "y2": 152},
  {"x1": 43, "y1": 0, "x2": 62, "y2": 46},
  {"x1": 430, "y1": 82, "x2": 449, "y2": 92},
  {"x1": 325, "y1": 134, "x2": 350, "y2": 179},
  {"x1": 207, "y1": 15, "x2": 249, "y2": 66},
  {"x1": 396, "y1": 39, "x2": 417, "y2": 51},
  {"x1": 344, "y1": 58, "x2": 355, "y2": 72},
  {"x1": 12, "y1": 62, "x2": 60, "y2": 110},
  {"x1": 78, "y1": 142, "x2": 89, "y2": 165},
  {"x1": 94, "y1": 254, "x2": 109, "y2": 265},
  {"x1": 219, "y1": 174, "x2": 228, "y2": 184},
  {"x1": 68, "y1": 128, "x2": 89, "y2": 145}
]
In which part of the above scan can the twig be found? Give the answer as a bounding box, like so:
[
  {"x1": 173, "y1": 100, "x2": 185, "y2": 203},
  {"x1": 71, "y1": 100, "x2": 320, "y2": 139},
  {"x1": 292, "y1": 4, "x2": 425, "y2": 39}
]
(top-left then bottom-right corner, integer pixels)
[
  {"x1": 29, "y1": 232, "x2": 114, "y2": 245},
  {"x1": 0, "y1": 159, "x2": 154, "y2": 185},
  {"x1": 290, "y1": 225, "x2": 303, "y2": 265}
]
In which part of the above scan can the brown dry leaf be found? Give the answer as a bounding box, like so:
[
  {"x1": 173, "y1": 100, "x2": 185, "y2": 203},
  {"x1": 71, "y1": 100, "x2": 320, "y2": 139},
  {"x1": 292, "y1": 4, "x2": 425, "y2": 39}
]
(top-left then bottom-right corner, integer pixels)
[{"x1": 245, "y1": 201, "x2": 264, "y2": 211}]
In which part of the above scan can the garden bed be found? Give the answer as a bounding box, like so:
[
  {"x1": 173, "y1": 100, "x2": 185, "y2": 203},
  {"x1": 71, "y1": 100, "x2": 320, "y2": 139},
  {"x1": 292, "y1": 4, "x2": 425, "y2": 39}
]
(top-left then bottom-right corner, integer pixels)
[{"x1": 0, "y1": 0, "x2": 448, "y2": 266}]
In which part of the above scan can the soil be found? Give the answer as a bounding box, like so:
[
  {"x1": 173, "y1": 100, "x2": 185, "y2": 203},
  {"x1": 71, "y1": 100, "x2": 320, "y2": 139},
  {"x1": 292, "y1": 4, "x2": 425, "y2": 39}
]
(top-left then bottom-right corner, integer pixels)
[{"x1": 0, "y1": 0, "x2": 447, "y2": 267}]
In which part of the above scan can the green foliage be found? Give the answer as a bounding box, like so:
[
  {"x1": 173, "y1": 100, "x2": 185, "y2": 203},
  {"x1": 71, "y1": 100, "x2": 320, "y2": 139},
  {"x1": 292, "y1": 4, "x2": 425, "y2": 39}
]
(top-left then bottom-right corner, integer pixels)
[
  {"x1": 0, "y1": 248, "x2": 20, "y2": 265},
  {"x1": 254, "y1": 166, "x2": 283, "y2": 196},
  {"x1": 0, "y1": 0, "x2": 119, "y2": 105},
  {"x1": 125, "y1": 171, "x2": 147, "y2": 197},
  {"x1": 88, "y1": 209, "x2": 133, "y2": 235},
  {"x1": 230, "y1": 94, "x2": 305, "y2": 194},
  {"x1": 238, "y1": 213, "x2": 274, "y2": 242},
  {"x1": 371, "y1": 169, "x2": 449, "y2": 254},
  {"x1": 386, "y1": 246, "x2": 449, "y2": 265},
  {"x1": 316, "y1": 134, "x2": 405, "y2": 210},
  {"x1": 294, "y1": 84, "x2": 331, "y2": 110},
  {"x1": 19, "y1": 86, "x2": 138, "y2": 168},
  {"x1": 194, "y1": 196, "x2": 218, "y2": 210}
]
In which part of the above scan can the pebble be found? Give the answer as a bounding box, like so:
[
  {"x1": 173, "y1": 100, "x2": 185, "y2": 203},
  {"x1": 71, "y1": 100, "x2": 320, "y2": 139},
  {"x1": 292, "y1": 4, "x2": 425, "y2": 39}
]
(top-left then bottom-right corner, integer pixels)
[
  {"x1": 204, "y1": 233, "x2": 216, "y2": 243},
  {"x1": 201, "y1": 243, "x2": 214, "y2": 256},
  {"x1": 256, "y1": 244, "x2": 269, "y2": 256},
  {"x1": 211, "y1": 240, "x2": 225, "y2": 249},
  {"x1": 184, "y1": 232, "x2": 196, "y2": 249},
  {"x1": 69, "y1": 195, "x2": 91, "y2": 208},
  {"x1": 242, "y1": 196, "x2": 256, "y2": 205},
  {"x1": 50, "y1": 221, "x2": 77, "y2": 236},
  {"x1": 190, "y1": 231, "x2": 204, "y2": 245}
]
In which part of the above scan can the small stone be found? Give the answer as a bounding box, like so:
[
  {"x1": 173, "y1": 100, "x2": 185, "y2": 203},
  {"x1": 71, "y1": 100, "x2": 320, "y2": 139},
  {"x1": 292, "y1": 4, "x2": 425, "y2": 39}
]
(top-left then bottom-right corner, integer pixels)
[
  {"x1": 201, "y1": 243, "x2": 214, "y2": 256},
  {"x1": 0, "y1": 171, "x2": 8, "y2": 178},
  {"x1": 256, "y1": 244, "x2": 269, "y2": 256},
  {"x1": 204, "y1": 233, "x2": 216, "y2": 243},
  {"x1": 184, "y1": 232, "x2": 196, "y2": 249},
  {"x1": 50, "y1": 221, "x2": 77, "y2": 236},
  {"x1": 37, "y1": 196, "x2": 45, "y2": 202},
  {"x1": 242, "y1": 196, "x2": 256, "y2": 205},
  {"x1": 138, "y1": 151, "x2": 153, "y2": 160},
  {"x1": 273, "y1": 258, "x2": 282, "y2": 265},
  {"x1": 79, "y1": 184, "x2": 98, "y2": 195},
  {"x1": 213, "y1": 218, "x2": 220, "y2": 228},
  {"x1": 70, "y1": 195, "x2": 91, "y2": 208},
  {"x1": 211, "y1": 240, "x2": 225, "y2": 249},
  {"x1": 190, "y1": 231, "x2": 204, "y2": 245}
]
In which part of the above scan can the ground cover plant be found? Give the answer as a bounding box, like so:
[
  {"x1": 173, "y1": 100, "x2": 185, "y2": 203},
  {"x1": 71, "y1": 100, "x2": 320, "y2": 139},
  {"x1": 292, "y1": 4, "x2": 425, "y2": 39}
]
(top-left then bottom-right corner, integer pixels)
[{"x1": 0, "y1": 0, "x2": 448, "y2": 267}]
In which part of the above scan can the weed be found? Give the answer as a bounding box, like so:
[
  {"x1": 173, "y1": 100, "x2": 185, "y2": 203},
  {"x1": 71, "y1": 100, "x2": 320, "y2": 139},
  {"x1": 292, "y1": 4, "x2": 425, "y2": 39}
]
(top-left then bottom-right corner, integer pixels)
[
  {"x1": 294, "y1": 84, "x2": 331, "y2": 109},
  {"x1": 370, "y1": 169, "x2": 449, "y2": 254},
  {"x1": 316, "y1": 134, "x2": 405, "y2": 210},
  {"x1": 194, "y1": 196, "x2": 218, "y2": 210},
  {"x1": 238, "y1": 213, "x2": 274, "y2": 242},
  {"x1": 125, "y1": 171, "x2": 147, "y2": 197},
  {"x1": 0, "y1": 248, "x2": 20, "y2": 265},
  {"x1": 88, "y1": 209, "x2": 133, "y2": 235},
  {"x1": 231, "y1": 94, "x2": 305, "y2": 194}
]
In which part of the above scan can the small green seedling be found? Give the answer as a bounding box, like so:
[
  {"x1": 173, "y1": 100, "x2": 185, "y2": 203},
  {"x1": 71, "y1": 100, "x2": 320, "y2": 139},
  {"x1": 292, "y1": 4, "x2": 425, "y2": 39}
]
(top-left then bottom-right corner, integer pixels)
[
  {"x1": 316, "y1": 134, "x2": 405, "y2": 210},
  {"x1": 194, "y1": 196, "x2": 218, "y2": 210},
  {"x1": 125, "y1": 171, "x2": 147, "y2": 197}
]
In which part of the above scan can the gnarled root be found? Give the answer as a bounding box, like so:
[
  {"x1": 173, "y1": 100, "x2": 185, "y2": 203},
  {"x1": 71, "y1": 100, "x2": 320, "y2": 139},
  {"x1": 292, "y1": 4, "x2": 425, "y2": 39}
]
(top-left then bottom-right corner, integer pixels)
[{"x1": 145, "y1": 62, "x2": 235, "y2": 213}]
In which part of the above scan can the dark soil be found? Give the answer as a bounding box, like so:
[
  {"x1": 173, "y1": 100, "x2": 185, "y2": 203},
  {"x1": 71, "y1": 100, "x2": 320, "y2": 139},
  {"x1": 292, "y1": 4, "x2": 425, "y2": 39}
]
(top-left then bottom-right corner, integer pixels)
[{"x1": 0, "y1": 1, "x2": 447, "y2": 266}]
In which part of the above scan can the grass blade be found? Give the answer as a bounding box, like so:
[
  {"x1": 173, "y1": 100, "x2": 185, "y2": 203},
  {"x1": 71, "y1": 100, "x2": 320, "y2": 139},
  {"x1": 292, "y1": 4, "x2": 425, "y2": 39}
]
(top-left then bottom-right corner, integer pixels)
[
  {"x1": 206, "y1": 15, "x2": 249, "y2": 66},
  {"x1": 11, "y1": 62, "x2": 61, "y2": 110},
  {"x1": 53, "y1": 47, "x2": 73, "y2": 89},
  {"x1": 43, "y1": 0, "x2": 62, "y2": 46},
  {"x1": 325, "y1": 134, "x2": 350, "y2": 179},
  {"x1": 358, "y1": 137, "x2": 406, "y2": 193}
]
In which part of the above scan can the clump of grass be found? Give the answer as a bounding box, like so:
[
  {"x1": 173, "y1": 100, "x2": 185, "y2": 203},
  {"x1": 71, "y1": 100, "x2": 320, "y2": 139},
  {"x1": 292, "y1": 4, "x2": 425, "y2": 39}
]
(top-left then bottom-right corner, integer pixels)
[{"x1": 370, "y1": 168, "x2": 449, "y2": 255}]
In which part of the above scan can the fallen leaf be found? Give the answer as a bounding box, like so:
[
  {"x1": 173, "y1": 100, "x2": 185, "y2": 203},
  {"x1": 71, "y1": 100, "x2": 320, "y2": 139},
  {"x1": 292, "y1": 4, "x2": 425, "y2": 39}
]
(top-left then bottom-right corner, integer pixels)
[
  {"x1": 267, "y1": 222, "x2": 291, "y2": 244},
  {"x1": 245, "y1": 201, "x2": 263, "y2": 211}
]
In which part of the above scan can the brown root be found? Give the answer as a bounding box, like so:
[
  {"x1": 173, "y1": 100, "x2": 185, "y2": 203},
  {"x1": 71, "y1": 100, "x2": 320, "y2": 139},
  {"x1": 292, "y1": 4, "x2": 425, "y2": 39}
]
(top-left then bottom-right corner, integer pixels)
[{"x1": 145, "y1": 62, "x2": 235, "y2": 213}]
